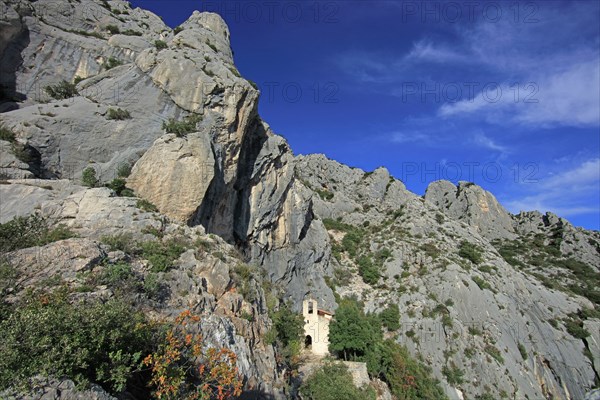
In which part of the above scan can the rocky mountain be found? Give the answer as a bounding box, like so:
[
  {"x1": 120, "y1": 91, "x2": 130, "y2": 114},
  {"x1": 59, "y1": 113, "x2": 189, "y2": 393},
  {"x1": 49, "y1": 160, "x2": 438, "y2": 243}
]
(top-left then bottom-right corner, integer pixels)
[{"x1": 1, "y1": 1, "x2": 599, "y2": 399}]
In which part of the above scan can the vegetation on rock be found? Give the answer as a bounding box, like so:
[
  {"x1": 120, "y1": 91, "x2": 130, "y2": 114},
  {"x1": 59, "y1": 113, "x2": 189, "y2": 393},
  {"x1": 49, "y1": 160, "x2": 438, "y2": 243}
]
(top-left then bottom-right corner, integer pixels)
[{"x1": 299, "y1": 361, "x2": 376, "y2": 400}]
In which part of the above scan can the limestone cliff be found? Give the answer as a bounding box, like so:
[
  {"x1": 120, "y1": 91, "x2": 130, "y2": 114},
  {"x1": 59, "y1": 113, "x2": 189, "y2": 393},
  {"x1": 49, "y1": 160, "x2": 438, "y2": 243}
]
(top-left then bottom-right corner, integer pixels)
[{"x1": 1, "y1": 1, "x2": 599, "y2": 399}]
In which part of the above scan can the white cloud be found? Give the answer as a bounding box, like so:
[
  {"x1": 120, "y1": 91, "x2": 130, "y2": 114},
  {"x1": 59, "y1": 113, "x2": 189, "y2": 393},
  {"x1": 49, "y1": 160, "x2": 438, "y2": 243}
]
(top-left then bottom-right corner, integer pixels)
[
  {"x1": 389, "y1": 131, "x2": 432, "y2": 144},
  {"x1": 439, "y1": 59, "x2": 600, "y2": 127},
  {"x1": 504, "y1": 159, "x2": 600, "y2": 217},
  {"x1": 405, "y1": 39, "x2": 470, "y2": 64},
  {"x1": 337, "y1": 2, "x2": 600, "y2": 128},
  {"x1": 472, "y1": 132, "x2": 508, "y2": 153}
]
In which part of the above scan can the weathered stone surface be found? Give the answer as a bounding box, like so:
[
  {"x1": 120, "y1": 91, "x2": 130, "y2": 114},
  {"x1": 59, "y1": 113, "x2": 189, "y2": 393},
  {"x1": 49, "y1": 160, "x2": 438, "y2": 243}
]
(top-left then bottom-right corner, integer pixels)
[
  {"x1": 128, "y1": 133, "x2": 215, "y2": 222},
  {"x1": 0, "y1": 179, "x2": 82, "y2": 223},
  {"x1": 8, "y1": 238, "x2": 105, "y2": 290},
  {"x1": 2, "y1": 1, "x2": 599, "y2": 399},
  {"x1": 0, "y1": 140, "x2": 34, "y2": 178},
  {"x1": 425, "y1": 180, "x2": 517, "y2": 240}
]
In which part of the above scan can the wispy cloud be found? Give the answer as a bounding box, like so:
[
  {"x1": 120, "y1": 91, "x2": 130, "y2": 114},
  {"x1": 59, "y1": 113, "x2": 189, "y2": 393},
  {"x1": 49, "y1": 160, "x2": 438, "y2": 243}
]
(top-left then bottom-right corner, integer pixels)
[
  {"x1": 504, "y1": 158, "x2": 600, "y2": 217},
  {"x1": 389, "y1": 131, "x2": 432, "y2": 144},
  {"x1": 472, "y1": 132, "x2": 508, "y2": 153},
  {"x1": 405, "y1": 39, "x2": 470, "y2": 64},
  {"x1": 336, "y1": 2, "x2": 600, "y2": 128},
  {"x1": 439, "y1": 59, "x2": 600, "y2": 127}
]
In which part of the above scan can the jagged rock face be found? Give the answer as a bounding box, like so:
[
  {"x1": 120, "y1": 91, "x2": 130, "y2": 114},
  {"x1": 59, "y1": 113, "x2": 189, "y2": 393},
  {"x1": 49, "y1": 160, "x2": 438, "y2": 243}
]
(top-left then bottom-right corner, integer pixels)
[
  {"x1": 2, "y1": 1, "x2": 599, "y2": 399},
  {"x1": 514, "y1": 210, "x2": 600, "y2": 270},
  {"x1": 0, "y1": 179, "x2": 285, "y2": 398},
  {"x1": 424, "y1": 180, "x2": 517, "y2": 240},
  {"x1": 295, "y1": 155, "x2": 599, "y2": 400},
  {"x1": 0, "y1": 0, "x2": 335, "y2": 314}
]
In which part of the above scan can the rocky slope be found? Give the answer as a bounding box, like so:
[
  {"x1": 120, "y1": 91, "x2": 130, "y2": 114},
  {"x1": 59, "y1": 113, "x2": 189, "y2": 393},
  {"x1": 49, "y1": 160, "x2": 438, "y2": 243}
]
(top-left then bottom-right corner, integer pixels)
[{"x1": 1, "y1": 1, "x2": 599, "y2": 399}]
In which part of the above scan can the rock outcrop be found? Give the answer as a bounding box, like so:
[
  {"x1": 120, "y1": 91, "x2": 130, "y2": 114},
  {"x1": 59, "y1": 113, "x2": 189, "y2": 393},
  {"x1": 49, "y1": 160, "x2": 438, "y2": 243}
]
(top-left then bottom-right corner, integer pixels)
[
  {"x1": 1, "y1": 1, "x2": 598, "y2": 399},
  {"x1": 424, "y1": 180, "x2": 517, "y2": 240}
]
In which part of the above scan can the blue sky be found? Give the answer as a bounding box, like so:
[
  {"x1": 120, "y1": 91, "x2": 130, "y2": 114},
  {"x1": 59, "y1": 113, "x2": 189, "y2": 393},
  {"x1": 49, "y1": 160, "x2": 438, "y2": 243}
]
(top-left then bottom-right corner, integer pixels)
[{"x1": 131, "y1": 0, "x2": 600, "y2": 230}]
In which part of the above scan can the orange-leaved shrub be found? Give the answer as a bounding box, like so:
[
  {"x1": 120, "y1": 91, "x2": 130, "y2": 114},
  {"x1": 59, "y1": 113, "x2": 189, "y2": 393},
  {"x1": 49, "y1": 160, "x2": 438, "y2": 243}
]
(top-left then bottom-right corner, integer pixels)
[{"x1": 143, "y1": 310, "x2": 243, "y2": 400}]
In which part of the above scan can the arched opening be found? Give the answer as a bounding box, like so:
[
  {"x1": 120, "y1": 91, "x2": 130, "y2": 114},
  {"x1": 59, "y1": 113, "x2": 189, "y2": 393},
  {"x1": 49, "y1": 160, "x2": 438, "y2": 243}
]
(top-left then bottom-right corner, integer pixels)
[{"x1": 305, "y1": 335, "x2": 312, "y2": 350}]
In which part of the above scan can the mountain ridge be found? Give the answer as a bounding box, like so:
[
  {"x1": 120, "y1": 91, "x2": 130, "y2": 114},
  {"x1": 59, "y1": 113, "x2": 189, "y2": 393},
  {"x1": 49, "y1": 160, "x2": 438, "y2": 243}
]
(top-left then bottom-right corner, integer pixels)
[{"x1": 1, "y1": 1, "x2": 599, "y2": 399}]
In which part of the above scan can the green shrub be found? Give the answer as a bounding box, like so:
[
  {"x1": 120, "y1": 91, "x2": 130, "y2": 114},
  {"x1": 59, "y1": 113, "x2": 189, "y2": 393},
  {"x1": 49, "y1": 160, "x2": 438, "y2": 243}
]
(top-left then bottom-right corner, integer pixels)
[
  {"x1": 162, "y1": 114, "x2": 202, "y2": 137},
  {"x1": 420, "y1": 242, "x2": 441, "y2": 259},
  {"x1": 143, "y1": 272, "x2": 162, "y2": 299},
  {"x1": 82, "y1": 167, "x2": 99, "y2": 187},
  {"x1": 67, "y1": 29, "x2": 104, "y2": 39},
  {"x1": 10, "y1": 143, "x2": 34, "y2": 163},
  {"x1": 518, "y1": 342, "x2": 528, "y2": 360},
  {"x1": 315, "y1": 188, "x2": 334, "y2": 201},
  {"x1": 98, "y1": 262, "x2": 134, "y2": 287},
  {"x1": 564, "y1": 318, "x2": 590, "y2": 339},
  {"x1": 472, "y1": 276, "x2": 492, "y2": 291},
  {"x1": 322, "y1": 218, "x2": 353, "y2": 232},
  {"x1": 484, "y1": 344, "x2": 504, "y2": 364},
  {"x1": 0, "y1": 262, "x2": 18, "y2": 298},
  {"x1": 442, "y1": 364, "x2": 464, "y2": 385},
  {"x1": 106, "y1": 107, "x2": 131, "y2": 120},
  {"x1": 270, "y1": 303, "x2": 303, "y2": 348},
  {"x1": 0, "y1": 214, "x2": 76, "y2": 253},
  {"x1": 154, "y1": 40, "x2": 168, "y2": 50},
  {"x1": 458, "y1": 241, "x2": 483, "y2": 264},
  {"x1": 121, "y1": 29, "x2": 141, "y2": 36},
  {"x1": 468, "y1": 326, "x2": 482, "y2": 335},
  {"x1": 106, "y1": 180, "x2": 132, "y2": 197},
  {"x1": 116, "y1": 163, "x2": 132, "y2": 178},
  {"x1": 105, "y1": 24, "x2": 120, "y2": 34},
  {"x1": 0, "y1": 125, "x2": 15, "y2": 142},
  {"x1": 100, "y1": 233, "x2": 135, "y2": 254},
  {"x1": 44, "y1": 80, "x2": 78, "y2": 99},
  {"x1": 299, "y1": 362, "x2": 376, "y2": 400},
  {"x1": 435, "y1": 214, "x2": 445, "y2": 224},
  {"x1": 104, "y1": 57, "x2": 123, "y2": 70},
  {"x1": 136, "y1": 198, "x2": 158, "y2": 212},
  {"x1": 173, "y1": 26, "x2": 184, "y2": 34},
  {"x1": 382, "y1": 341, "x2": 447, "y2": 399},
  {"x1": 0, "y1": 291, "x2": 154, "y2": 393},
  {"x1": 375, "y1": 247, "x2": 392, "y2": 263},
  {"x1": 441, "y1": 314, "x2": 453, "y2": 327},
  {"x1": 357, "y1": 255, "x2": 379, "y2": 285},
  {"x1": 342, "y1": 230, "x2": 363, "y2": 258},
  {"x1": 379, "y1": 304, "x2": 400, "y2": 331},
  {"x1": 140, "y1": 239, "x2": 186, "y2": 273}
]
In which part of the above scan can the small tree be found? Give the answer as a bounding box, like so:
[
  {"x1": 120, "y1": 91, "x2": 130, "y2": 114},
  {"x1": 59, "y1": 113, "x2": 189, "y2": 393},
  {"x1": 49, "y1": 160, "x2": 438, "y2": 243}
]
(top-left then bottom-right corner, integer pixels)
[
  {"x1": 82, "y1": 167, "x2": 99, "y2": 187},
  {"x1": 328, "y1": 297, "x2": 381, "y2": 361},
  {"x1": 142, "y1": 310, "x2": 243, "y2": 400}
]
